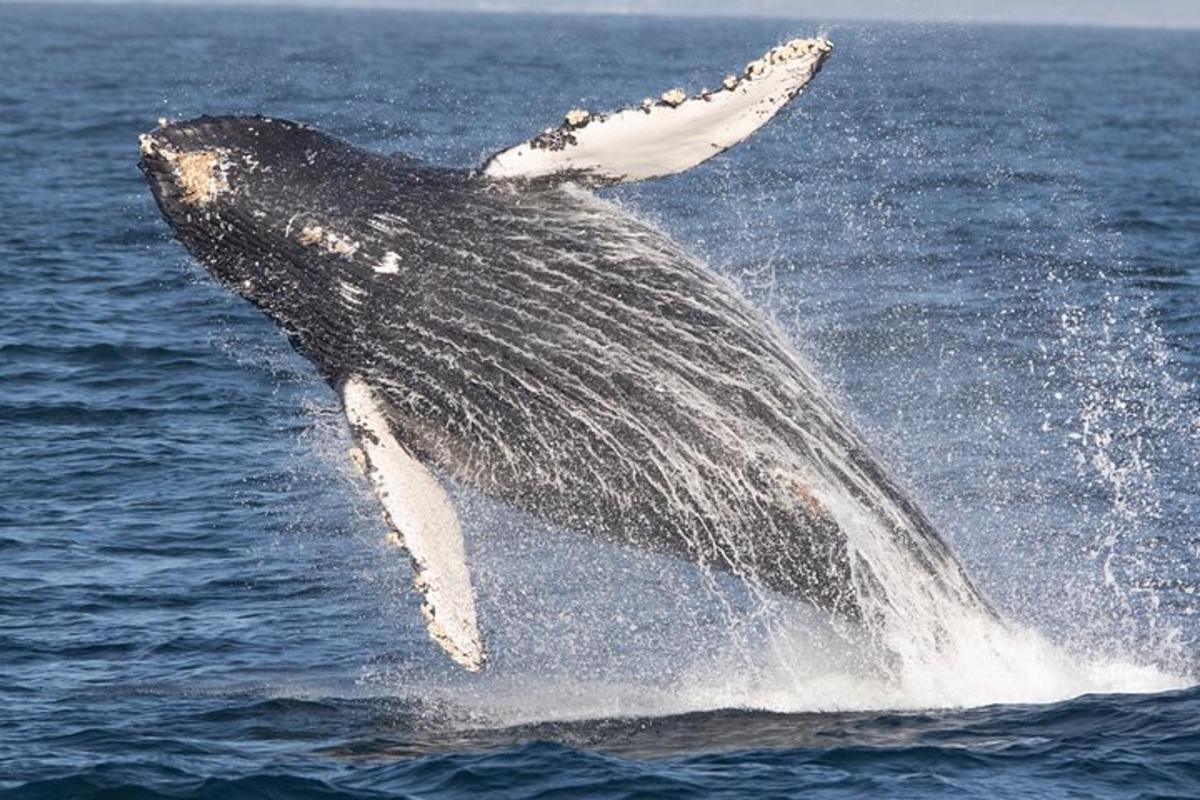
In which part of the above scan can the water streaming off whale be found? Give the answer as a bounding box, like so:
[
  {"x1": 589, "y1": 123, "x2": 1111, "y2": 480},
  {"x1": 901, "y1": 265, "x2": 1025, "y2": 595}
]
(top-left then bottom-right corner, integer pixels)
[{"x1": 345, "y1": 187, "x2": 1189, "y2": 720}]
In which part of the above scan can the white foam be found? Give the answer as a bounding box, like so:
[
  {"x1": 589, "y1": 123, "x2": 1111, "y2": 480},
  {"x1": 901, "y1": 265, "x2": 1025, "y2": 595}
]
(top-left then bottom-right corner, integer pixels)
[
  {"x1": 676, "y1": 614, "x2": 1191, "y2": 715},
  {"x1": 441, "y1": 638, "x2": 1185, "y2": 733}
]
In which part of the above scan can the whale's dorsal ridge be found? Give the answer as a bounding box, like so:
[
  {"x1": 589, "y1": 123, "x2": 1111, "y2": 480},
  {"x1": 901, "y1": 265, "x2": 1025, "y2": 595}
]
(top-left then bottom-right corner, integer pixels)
[
  {"x1": 342, "y1": 376, "x2": 486, "y2": 671},
  {"x1": 482, "y1": 37, "x2": 832, "y2": 186}
]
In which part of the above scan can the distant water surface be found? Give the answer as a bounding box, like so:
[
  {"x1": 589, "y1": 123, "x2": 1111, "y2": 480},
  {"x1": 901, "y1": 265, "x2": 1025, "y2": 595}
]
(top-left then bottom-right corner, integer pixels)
[{"x1": 1, "y1": 4, "x2": 1198, "y2": 798}]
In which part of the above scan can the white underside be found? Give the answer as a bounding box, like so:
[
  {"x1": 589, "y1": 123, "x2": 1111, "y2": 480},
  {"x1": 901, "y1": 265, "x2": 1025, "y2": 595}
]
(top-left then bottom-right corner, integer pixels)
[
  {"x1": 342, "y1": 376, "x2": 486, "y2": 671},
  {"x1": 483, "y1": 38, "x2": 831, "y2": 185}
]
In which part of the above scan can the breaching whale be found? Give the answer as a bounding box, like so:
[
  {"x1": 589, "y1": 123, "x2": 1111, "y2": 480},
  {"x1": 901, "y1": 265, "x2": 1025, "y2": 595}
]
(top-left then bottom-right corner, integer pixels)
[{"x1": 139, "y1": 38, "x2": 991, "y2": 671}]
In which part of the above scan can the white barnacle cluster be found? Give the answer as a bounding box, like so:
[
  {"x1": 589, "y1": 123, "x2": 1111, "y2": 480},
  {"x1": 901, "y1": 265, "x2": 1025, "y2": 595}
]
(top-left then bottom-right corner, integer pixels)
[
  {"x1": 564, "y1": 108, "x2": 591, "y2": 128},
  {"x1": 746, "y1": 37, "x2": 832, "y2": 80},
  {"x1": 324, "y1": 232, "x2": 359, "y2": 256},
  {"x1": 297, "y1": 224, "x2": 325, "y2": 246},
  {"x1": 139, "y1": 134, "x2": 233, "y2": 207},
  {"x1": 660, "y1": 88, "x2": 687, "y2": 107},
  {"x1": 297, "y1": 224, "x2": 360, "y2": 257},
  {"x1": 172, "y1": 150, "x2": 234, "y2": 206}
]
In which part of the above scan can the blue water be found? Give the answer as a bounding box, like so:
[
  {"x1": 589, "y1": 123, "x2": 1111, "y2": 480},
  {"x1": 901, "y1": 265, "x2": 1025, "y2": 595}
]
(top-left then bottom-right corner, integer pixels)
[{"x1": 2, "y1": 3, "x2": 1199, "y2": 797}]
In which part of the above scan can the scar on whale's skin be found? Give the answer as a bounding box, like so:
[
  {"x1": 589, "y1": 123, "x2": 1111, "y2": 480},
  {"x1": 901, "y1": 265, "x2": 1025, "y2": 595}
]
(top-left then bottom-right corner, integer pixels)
[{"x1": 773, "y1": 469, "x2": 830, "y2": 519}]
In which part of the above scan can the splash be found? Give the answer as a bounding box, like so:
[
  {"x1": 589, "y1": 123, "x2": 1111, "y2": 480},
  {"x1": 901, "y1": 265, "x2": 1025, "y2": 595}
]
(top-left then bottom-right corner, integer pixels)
[
  {"x1": 340, "y1": 429, "x2": 1191, "y2": 725},
  {"x1": 718, "y1": 600, "x2": 1188, "y2": 714}
]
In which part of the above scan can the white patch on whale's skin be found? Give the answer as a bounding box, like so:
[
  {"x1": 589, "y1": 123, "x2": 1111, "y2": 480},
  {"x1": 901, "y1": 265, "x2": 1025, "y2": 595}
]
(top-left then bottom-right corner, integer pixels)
[
  {"x1": 342, "y1": 376, "x2": 486, "y2": 672},
  {"x1": 375, "y1": 250, "x2": 402, "y2": 274},
  {"x1": 482, "y1": 37, "x2": 832, "y2": 185},
  {"x1": 138, "y1": 134, "x2": 232, "y2": 206},
  {"x1": 338, "y1": 280, "x2": 365, "y2": 305}
]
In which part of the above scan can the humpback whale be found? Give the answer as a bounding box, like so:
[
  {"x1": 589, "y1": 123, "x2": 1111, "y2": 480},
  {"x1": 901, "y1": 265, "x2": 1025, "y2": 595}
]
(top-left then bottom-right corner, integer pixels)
[{"x1": 139, "y1": 38, "x2": 991, "y2": 671}]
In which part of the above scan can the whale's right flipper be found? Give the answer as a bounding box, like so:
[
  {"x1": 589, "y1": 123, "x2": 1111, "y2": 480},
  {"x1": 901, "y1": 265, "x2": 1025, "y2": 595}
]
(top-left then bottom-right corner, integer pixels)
[
  {"x1": 342, "y1": 376, "x2": 486, "y2": 671},
  {"x1": 482, "y1": 37, "x2": 832, "y2": 186}
]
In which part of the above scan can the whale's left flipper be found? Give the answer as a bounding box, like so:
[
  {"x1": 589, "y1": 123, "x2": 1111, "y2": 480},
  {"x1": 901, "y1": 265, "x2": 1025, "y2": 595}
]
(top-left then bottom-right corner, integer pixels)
[
  {"x1": 342, "y1": 377, "x2": 486, "y2": 671},
  {"x1": 482, "y1": 37, "x2": 832, "y2": 186}
]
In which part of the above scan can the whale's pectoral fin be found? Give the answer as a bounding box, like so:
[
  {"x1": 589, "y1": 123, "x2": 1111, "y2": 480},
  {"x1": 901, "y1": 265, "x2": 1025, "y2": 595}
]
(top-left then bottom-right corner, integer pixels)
[
  {"x1": 482, "y1": 37, "x2": 832, "y2": 186},
  {"x1": 342, "y1": 376, "x2": 486, "y2": 671}
]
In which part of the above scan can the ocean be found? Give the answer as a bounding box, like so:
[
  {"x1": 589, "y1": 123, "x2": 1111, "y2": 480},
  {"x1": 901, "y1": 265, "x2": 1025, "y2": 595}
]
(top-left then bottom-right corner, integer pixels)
[{"x1": 1, "y1": 3, "x2": 1199, "y2": 797}]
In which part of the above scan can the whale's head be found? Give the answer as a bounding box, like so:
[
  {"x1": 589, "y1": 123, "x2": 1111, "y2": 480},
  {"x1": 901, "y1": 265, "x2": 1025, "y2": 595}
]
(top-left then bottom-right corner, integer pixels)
[
  {"x1": 140, "y1": 116, "x2": 302, "y2": 297},
  {"x1": 138, "y1": 115, "x2": 414, "y2": 334}
]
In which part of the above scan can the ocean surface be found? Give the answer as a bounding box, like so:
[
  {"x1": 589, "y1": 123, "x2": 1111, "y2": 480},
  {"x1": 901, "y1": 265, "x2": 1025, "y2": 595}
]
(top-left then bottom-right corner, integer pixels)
[{"x1": 2, "y1": 3, "x2": 1199, "y2": 797}]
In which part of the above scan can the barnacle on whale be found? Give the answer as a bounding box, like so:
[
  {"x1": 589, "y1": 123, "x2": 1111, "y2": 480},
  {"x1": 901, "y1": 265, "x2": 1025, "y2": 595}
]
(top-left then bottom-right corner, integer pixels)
[
  {"x1": 298, "y1": 225, "x2": 325, "y2": 246},
  {"x1": 297, "y1": 224, "x2": 359, "y2": 256},
  {"x1": 660, "y1": 88, "x2": 687, "y2": 107},
  {"x1": 138, "y1": 130, "x2": 233, "y2": 207},
  {"x1": 172, "y1": 151, "x2": 230, "y2": 206},
  {"x1": 565, "y1": 108, "x2": 591, "y2": 127}
]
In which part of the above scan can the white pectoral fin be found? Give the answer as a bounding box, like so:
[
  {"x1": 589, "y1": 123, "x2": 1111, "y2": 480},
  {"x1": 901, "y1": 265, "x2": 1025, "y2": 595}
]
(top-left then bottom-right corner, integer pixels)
[
  {"x1": 482, "y1": 37, "x2": 833, "y2": 185},
  {"x1": 342, "y1": 377, "x2": 486, "y2": 671}
]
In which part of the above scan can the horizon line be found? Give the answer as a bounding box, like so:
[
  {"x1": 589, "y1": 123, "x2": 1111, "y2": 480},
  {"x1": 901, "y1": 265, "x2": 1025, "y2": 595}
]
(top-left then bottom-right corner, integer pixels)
[{"x1": 5, "y1": 0, "x2": 1200, "y2": 32}]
